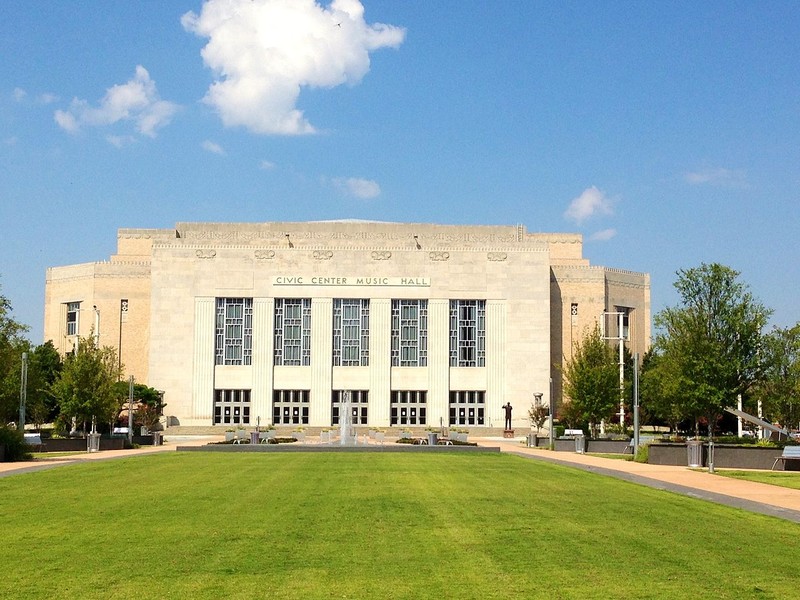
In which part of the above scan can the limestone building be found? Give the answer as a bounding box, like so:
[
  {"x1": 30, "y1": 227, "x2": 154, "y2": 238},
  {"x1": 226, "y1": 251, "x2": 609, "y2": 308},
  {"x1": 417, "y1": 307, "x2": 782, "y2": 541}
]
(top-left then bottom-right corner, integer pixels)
[{"x1": 43, "y1": 221, "x2": 650, "y2": 429}]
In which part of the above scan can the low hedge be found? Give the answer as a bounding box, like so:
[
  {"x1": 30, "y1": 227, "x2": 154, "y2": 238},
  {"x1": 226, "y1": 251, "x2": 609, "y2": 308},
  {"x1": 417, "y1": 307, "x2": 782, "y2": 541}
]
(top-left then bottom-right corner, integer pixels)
[{"x1": 0, "y1": 426, "x2": 31, "y2": 462}]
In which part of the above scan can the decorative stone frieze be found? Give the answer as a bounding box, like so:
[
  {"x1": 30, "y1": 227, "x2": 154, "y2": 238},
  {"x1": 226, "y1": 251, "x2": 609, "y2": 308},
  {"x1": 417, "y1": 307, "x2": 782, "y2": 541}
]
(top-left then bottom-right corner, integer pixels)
[
  {"x1": 371, "y1": 251, "x2": 392, "y2": 261},
  {"x1": 254, "y1": 249, "x2": 276, "y2": 260},
  {"x1": 487, "y1": 252, "x2": 507, "y2": 261},
  {"x1": 313, "y1": 250, "x2": 334, "y2": 260},
  {"x1": 195, "y1": 249, "x2": 216, "y2": 259},
  {"x1": 429, "y1": 251, "x2": 450, "y2": 261}
]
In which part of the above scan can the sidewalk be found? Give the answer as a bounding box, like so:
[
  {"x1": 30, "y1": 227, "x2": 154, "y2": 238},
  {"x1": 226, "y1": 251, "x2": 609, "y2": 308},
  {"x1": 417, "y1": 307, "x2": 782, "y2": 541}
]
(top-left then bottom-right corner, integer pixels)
[{"x1": 485, "y1": 438, "x2": 800, "y2": 523}]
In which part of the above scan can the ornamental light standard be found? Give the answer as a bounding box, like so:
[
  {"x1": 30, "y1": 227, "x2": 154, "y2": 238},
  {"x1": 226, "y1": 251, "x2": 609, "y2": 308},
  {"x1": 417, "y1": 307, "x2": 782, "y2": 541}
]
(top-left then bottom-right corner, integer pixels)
[
  {"x1": 601, "y1": 309, "x2": 628, "y2": 428},
  {"x1": 19, "y1": 352, "x2": 28, "y2": 430}
]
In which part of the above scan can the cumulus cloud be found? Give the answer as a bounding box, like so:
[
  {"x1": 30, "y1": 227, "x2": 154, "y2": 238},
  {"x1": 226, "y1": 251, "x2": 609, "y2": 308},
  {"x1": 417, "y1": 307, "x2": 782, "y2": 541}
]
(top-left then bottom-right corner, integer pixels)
[
  {"x1": 38, "y1": 93, "x2": 58, "y2": 104},
  {"x1": 684, "y1": 167, "x2": 747, "y2": 188},
  {"x1": 259, "y1": 160, "x2": 276, "y2": 170},
  {"x1": 182, "y1": 0, "x2": 405, "y2": 135},
  {"x1": 106, "y1": 134, "x2": 136, "y2": 148},
  {"x1": 563, "y1": 186, "x2": 613, "y2": 225},
  {"x1": 13, "y1": 88, "x2": 26, "y2": 102},
  {"x1": 202, "y1": 140, "x2": 225, "y2": 154},
  {"x1": 589, "y1": 228, "x2": 617, "y2": 242},
  {"x1": 333, "y1": 176, "x2": 381, "y2": 199},
  {"x1": 54, "y1": 66, "x2": 178, "y2": 138}
]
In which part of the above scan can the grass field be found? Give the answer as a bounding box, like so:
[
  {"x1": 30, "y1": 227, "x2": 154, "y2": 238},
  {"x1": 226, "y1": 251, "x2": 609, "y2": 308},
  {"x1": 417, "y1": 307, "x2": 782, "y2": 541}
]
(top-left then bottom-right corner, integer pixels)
[
  {"x1": 716, "y1": 469, "x2": 800, "y2": 490},
  {"x1": 1, "y1": 452, "x2": 799, "y2": 599}
]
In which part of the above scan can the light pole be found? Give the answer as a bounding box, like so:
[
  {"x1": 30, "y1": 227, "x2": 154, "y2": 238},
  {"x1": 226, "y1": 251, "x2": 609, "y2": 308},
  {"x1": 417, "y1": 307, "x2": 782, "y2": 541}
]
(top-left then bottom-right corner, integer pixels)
[
  {"x1": 548, "y1": 377, "x2": 555, "y2": 450},
  {"x1": 92, "y1": 305, "x2": 100, "y2": 346},
  {"x1": 118, "y1": 299, "x2": 128, "y2": 378},
  {"x1": 19, "y1": 352, "x2": 28, "y2": 430},
  {"x1": 633, "y1": 353, "x2": 640, "y2": 450},
  {"x1": 601, "y1": 310, "x2": 627, "y2": 427},
  {"x1": 127, "y1": 375, "x2": 134, "y2": 444}
]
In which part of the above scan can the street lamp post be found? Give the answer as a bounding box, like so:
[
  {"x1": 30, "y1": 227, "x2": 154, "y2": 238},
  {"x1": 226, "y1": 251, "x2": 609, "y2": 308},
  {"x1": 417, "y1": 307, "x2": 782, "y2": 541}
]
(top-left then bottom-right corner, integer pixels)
[
  {"x1": 602, "y1": 310, "x2": 627, "y2": 428},
  {"x1": 118, "y1": 299, "x2": 128, "y2": 378},
  {"x1": 19, "y1": 352, "x2": 28, "y2": 430},
  {"x1": 633, "y1": 353, "x2": 640, "y2": 450},
  {"x1": 127, "y1": 375, "x2": 134, "y2": 444},
  {"x1": 92, "y1": 305, "x2": 100, "y2": 346},
  {"x1": 548, "y1": 377, "x2": 555, "y2": 450}
]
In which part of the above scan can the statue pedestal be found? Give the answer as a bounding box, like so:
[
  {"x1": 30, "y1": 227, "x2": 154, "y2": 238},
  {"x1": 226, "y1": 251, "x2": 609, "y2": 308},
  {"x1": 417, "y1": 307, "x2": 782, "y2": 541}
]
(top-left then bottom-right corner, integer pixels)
[{"x1": 503, "y1": 429, "x2": 514, "y2": 439}]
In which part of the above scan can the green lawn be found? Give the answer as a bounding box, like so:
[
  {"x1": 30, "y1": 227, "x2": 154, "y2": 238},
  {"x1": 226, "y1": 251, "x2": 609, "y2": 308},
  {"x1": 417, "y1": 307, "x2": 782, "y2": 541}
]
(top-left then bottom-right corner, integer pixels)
[
  {"x1": 1, "y1": 452, "x2": 798, "y2": 599},
  {"x1": 716, "y1": 469, "x2": 800, "y2": 490}
]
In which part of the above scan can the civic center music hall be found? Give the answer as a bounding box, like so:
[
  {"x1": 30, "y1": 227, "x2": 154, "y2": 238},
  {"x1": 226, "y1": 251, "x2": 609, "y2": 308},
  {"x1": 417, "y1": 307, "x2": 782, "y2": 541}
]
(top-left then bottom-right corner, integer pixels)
[{"x1": 43, "y1": 221, "x2": 650, "y2": 430}]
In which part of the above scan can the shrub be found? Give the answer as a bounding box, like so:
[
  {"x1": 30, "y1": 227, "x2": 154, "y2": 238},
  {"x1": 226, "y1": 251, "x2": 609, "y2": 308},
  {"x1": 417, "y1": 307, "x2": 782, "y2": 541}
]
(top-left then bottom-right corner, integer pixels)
[
  {"x1": 634, "y1": 443, "x2": 649, "y2": 463},
  {"x1": 0, "y1": 426, "x2": 31, "y2": 462}
]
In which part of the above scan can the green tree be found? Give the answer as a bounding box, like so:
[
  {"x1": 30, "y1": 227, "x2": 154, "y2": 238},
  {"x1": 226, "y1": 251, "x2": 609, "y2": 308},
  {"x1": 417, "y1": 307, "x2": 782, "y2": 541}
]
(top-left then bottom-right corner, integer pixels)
[
  {"x1": 51, "y1": 336, "x2": 121, "y2": 434},
  {"x1": 640, "y1": 348, "x2": 692, "y2": 435},
  {"x1": 0, "y1": 284, "x2": 30, "y2": 424},
  {"x1": 753, "y1": 324, "x2": 800, "y2": 430},
  {"x1": 112, "y1": 381, "x2": 165, "y2": 433},
  {"x1": 561, "y1": 323, "x2": 619, "y2": 437},
  {"x1": 527, "y1": 396, "x2": 549, "y2": 434},
  {"x1": 654, "y1": 263, "x2": 770, "y2": 439},
  {"x1": 25, "y1": 341, "x2": 63, "y2": 429}
]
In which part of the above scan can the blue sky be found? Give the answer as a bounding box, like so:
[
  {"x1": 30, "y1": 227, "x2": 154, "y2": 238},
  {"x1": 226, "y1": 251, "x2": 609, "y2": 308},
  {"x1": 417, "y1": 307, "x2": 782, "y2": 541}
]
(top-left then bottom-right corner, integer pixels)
[{"x1": 2, "y1": 0, "x2": 799, "y2": 343}]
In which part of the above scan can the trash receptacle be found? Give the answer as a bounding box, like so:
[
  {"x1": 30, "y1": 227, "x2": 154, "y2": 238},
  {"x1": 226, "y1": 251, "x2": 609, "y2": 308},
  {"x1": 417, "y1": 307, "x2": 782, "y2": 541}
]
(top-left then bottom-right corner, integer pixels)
[
  {"x1": 427, "y1": 432, "x2": 439, "y2": 446},
  {"x1": 250, "y1": 431, "x2": 260, "y2": 444},
  {"x1": 687, "y1": 440, "x2": 703, "y2": 467},
  {"x1": 87, "y1": 433, "x2": 101, "y2": 453},
  {"x1": 575, "y1": 435, "x2": 586, "y2": 454},
  {"x1": 152, "y1": 431, "x2": 162, "y2": 446},
  {"x1": 527, "y1": 433, "x2": 535, "y2": 447}
]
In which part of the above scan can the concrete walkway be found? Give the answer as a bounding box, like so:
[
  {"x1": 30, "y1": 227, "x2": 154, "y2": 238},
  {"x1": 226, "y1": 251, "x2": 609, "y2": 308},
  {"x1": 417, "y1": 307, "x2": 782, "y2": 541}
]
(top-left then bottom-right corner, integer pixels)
[{"x1": 4, "y1": 434, "x2": 800, "y2": 523}]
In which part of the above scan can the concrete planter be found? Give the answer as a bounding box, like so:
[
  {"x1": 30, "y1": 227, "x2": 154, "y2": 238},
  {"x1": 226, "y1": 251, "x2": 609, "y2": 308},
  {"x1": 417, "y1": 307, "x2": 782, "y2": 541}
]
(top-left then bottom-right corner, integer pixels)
[
  {"x1": 41, "y1": 437, "x2": 126, "y2": 452},
  {"x1": 585, "y1": 439, "x2": 630, "y2": 454},
  {"x1": 648, "y1": 442, "x2": 791, "y2": 470},
  {"x1": 554, "y1": 439, "x2": 577, "y2": 452}
]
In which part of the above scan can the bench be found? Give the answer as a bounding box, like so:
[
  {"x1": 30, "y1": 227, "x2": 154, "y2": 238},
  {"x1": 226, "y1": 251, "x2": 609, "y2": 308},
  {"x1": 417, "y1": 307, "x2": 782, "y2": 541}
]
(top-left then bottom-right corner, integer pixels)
[
  {"x1": 23, "y1": 433, "x2": 43, "y2": 446},
  {"x1": 625, "y1": 435, "x2": 656, "y2": 454},
  {"x1": 771, "y1": 446, "x2": 800, "y2": 470}
]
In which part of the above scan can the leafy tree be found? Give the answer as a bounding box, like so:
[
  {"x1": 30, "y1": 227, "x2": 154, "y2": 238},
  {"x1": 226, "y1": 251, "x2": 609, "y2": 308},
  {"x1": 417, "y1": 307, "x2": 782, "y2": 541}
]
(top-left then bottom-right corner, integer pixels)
[
  {"x1": 0, "y1": 285, "x2": 30, "y2": 424},
  {"x1": 753, "y1": 324, "x2": 800, "y2": 430},
  {"x1": 51, "y1": 336, "x2": 121, "y2": 434},
  {"x1": 561, "y1": 323, "x2": 619, "y2": 437},
  {"x1": 640, "y1": 348, "x2": 692, "y2": 435},
  {"x1": 527, "y1": 395, "x2": 549, "y2": 434},
  {"x1": 112, "y1": 381, "x2": 165, "y2": 432},
  {"x1": 25, "y1": 341, "x2": 63, "y2": 429},
  {"x1": 654, "y1": 263, "x2": 770, "y2": 440}
]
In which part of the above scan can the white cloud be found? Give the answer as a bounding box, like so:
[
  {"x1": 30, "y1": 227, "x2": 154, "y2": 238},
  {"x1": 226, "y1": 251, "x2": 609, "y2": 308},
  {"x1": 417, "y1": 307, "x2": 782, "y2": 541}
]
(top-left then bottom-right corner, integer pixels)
[
  {"x1": 333, "y1": 176, "x2": 381, "y2": 199},
  {"x1": 106, "y1": 134, "x2": 136, "y2": 148},
  {"x1": 38, "y1": 93, "x2": 58, "y2": 105},
  {"x1": 13, "y1": 88, "x2": 26, "y2": 102},
  {"x1": 182, "y1": 0, "x2": 405, "y2": 135},
  {"x1": 202, "y1": 140, "x2": 225, "y2": 154},
  {"x1": 684, "y1": 167, "x2": 747, "y2": 188},
  {"x1": 54, "y1": 66, "x2": 178, "y2": 138},
  {"x1": 259, "y1": 160, "x2": 276, "y2": 170},
  {"x1": 589, "y1": 228, "x2": 617, "y2": 242},
  {"x1": 563, "y1": 186, "x2": 613, "y2": 225}
]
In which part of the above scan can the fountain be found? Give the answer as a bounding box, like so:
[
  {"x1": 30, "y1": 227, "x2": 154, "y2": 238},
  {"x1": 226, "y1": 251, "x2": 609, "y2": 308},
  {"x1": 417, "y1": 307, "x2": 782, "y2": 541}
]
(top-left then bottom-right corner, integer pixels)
[{"x1": 339, "y1": 390, "x2": 356, "y2": 446}]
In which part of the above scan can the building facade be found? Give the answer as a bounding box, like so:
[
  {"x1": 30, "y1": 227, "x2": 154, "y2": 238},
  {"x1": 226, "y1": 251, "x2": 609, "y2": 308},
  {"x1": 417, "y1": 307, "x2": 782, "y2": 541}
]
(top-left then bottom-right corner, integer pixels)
[{"x1": 44, "y1": 221, "x2": 650, "y2": 429}]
